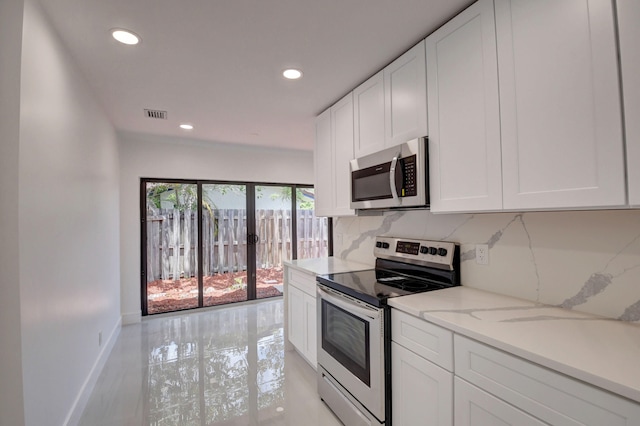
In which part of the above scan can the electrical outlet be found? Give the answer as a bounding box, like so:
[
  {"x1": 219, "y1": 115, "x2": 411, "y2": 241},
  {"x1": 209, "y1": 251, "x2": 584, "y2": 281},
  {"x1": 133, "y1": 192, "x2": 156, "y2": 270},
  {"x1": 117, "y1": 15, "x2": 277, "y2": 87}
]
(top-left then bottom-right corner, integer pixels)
[
  {"x1": 98, "y1": 331, "x2": 103, "y2": 347},
  {"x1": 476, "y1": 244, "x2": 489, "y2": 265}
]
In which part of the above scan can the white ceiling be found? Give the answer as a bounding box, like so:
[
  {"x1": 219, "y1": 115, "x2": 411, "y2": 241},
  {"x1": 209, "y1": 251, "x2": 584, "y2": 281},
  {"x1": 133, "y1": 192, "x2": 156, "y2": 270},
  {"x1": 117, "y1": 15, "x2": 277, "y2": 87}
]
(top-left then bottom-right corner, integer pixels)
[{"x1": 39, "y1": 0, "x2": 473, "y2": 151}]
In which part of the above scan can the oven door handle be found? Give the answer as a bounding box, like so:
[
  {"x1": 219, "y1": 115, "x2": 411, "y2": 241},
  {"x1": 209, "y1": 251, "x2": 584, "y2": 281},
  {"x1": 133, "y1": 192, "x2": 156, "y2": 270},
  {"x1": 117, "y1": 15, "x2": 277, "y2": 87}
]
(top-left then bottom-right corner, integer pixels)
[{"x1": 317, "y1": 287, "x2": 381, "y2": 320}]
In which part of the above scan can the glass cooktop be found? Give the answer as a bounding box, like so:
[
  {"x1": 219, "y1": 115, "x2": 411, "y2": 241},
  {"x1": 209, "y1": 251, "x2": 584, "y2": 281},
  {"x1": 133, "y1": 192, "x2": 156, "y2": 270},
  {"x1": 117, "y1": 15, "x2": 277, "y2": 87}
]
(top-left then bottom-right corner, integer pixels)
[{"x1": 316, "y1": 267, "x2": 450, "y2": 308}]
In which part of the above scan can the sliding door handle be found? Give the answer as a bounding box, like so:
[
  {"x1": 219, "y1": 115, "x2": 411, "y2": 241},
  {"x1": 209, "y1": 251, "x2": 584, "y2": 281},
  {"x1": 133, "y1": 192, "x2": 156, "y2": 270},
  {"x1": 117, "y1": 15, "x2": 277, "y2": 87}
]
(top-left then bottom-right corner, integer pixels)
[{"x1": 248, "y1": 234, "x2": 259, "y2": 245}]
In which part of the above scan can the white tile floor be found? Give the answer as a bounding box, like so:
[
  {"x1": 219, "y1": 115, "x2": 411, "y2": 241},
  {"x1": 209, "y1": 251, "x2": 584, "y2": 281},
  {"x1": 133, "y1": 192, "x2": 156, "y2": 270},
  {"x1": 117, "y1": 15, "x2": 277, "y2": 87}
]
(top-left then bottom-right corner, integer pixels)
[{"x1": 79, "y1": 299, "x2": 342, "y2": 426}]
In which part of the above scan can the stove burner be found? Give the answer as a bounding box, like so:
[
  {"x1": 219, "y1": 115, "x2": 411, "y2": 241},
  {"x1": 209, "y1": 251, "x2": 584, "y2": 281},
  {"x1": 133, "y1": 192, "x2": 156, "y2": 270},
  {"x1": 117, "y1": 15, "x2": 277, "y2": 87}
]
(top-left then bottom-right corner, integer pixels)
[{"x1": 377, "y1": 276, "x2": 446, "y2": 292}]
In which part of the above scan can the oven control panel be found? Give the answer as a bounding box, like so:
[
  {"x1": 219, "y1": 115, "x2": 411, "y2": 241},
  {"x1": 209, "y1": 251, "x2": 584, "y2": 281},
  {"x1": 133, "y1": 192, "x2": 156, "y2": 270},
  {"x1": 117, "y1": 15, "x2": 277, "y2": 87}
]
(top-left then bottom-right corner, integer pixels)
[{"x1": 374, "y1": 236, "x2": 457, "y2": 270}]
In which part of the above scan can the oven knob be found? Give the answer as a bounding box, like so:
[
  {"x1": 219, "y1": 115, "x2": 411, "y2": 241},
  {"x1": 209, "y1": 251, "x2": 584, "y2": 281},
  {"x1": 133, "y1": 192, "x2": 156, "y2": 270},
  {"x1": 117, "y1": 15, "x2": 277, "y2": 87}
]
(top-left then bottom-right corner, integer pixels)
[
  {"x1": 428, "y1": 247, "x2": 437, "y2": 255},
  {"x1": 438, "y1": 248, "x2": 448, "y2": 256},
  {"x1": 376, "y1": 241, "x2": 382, "y2": 248},
  {"x1": 420, "y1": 246, "x2": 429, "y2": 254},
  {"x1": 382, "y1": 242, "x2": 390, "y2": 249}
]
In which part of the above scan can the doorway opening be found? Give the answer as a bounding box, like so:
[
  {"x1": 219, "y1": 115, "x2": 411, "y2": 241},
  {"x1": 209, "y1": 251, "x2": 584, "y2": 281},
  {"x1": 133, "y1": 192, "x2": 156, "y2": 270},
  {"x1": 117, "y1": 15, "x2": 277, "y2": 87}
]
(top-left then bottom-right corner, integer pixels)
[{"x1": 141, "y1": 179, "x2": 330, "y2": 315}]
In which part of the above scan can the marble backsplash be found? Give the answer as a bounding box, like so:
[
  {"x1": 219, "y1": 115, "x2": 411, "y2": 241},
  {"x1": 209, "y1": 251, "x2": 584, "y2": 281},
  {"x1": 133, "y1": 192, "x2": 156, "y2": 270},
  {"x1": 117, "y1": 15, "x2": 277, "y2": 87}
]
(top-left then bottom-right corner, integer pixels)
[{"x1": 333, "y1": 209, "x2": 640, "y2": 323}]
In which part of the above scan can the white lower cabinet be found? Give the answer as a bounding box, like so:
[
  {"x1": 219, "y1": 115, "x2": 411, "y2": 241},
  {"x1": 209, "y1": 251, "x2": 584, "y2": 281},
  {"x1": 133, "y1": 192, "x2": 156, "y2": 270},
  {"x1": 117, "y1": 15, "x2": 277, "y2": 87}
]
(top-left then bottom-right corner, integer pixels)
[
  {"x1": 455, "y1": 378, "x2": 546, "y2": 426},
  {"x1": 285, "y1": 266, "x2": 317, "y2": 368},
  {"x1": 303, "y1": 291, "x2": 317, "y2": 367},
  {"x1": 389, "y1": 309, "x2": 640, "y2": 426},
  {"x1": 392, "y1": 342, "x2": 453, "y2": 426},
  {"x1": 391, "y1": 309, "x2": 453, "y2": 426},
  {"x1": 287, "y1": 285, "x2": 305, "y2": 353},
  {"x1": 454, "y1": 335, "x2": 640, "y2": 426}
]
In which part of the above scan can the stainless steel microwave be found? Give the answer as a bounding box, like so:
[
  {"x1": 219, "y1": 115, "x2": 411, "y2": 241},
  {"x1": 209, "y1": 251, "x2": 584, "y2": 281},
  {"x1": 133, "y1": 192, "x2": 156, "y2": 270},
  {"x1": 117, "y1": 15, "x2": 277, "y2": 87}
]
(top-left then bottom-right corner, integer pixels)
[{"x1": 350, "y1": 137, "x2": 429, "y2": 210}]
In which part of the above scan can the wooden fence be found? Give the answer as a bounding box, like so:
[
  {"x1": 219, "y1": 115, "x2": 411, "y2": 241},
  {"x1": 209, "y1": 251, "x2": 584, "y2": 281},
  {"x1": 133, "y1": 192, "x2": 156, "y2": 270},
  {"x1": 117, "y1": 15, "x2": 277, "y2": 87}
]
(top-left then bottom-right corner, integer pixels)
[{"x1": 146, "y1": 209, "x2": 328, "y2": 282}]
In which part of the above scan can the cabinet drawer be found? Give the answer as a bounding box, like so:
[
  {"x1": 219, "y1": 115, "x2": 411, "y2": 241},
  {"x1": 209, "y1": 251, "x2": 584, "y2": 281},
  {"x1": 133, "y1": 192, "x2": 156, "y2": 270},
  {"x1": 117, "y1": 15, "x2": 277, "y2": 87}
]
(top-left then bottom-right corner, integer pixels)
[
  {"x1": 454, "y1": 335, "x2": 640, "y2": 426},
  {"x1": 391, "y1": 309, "x2": 453, "y2": 371},
  {"x1": 287, "y1": 267, "x2": 316, "y2": 296},
  {"x1": 455, "y1": 377, "x2": 547, "y2": 426}
]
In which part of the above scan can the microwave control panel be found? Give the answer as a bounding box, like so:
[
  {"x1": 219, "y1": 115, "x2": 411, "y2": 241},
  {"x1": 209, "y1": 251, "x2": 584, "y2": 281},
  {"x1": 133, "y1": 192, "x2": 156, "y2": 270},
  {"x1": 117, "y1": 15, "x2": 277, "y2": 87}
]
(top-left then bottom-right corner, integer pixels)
[{"x1": 400, "y1": 155, "x2": 417, "y2": 197}]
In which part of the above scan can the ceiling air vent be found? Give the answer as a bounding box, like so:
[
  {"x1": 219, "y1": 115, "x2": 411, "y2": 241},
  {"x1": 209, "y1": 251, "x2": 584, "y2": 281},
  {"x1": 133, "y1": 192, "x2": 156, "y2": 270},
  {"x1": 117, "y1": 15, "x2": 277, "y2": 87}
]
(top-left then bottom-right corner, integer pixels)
[{"x1": 144, "y1": 109, "x2": 167, "y2": 120}]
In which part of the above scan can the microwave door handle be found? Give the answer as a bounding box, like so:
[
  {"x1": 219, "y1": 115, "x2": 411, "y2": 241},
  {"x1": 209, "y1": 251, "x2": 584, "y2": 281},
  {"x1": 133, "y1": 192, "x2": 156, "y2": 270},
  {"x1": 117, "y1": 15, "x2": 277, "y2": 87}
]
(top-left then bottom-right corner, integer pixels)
[{"x1": 389, "y1": 152, "x2": 401, "y2": 205}]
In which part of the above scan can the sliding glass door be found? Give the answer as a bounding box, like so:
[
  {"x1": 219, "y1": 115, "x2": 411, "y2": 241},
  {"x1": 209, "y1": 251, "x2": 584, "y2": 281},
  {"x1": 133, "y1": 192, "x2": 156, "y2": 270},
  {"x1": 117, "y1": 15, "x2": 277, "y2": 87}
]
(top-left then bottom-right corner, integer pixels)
[
  {"x1": 254, "y1": 185, "x2": 292, "y2": 300},
  {"x1": 142, "y1": 180, "x2": 328, "y2": 315},
  {"x1": 144, "y1": 182, "x2": 200, "y2": 314},
  {"x1": 202, "y1": 184, "x2": 248, "y2": 307}
]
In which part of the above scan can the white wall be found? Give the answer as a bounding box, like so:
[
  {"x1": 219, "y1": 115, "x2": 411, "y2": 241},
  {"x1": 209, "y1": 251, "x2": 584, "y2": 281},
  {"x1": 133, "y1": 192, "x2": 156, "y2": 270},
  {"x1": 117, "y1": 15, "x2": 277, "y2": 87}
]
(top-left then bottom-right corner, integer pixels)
[
  {"x1": 17, "y1": 1, "x2": 121, "y2": 424},
  {"x1": 335, "y1": 209, "x2": 640, "y2": 322},
  {"x1": 0, "y1": 0, "x2": 26, "y2": 424},
  {"x1": 119, "y1": 131, "x2": 314, "y2": 322}
]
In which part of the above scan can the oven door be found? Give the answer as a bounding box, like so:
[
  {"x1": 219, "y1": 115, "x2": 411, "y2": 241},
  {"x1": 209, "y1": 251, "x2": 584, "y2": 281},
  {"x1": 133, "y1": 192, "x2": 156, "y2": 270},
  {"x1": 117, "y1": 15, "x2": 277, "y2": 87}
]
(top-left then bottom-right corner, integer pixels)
[{"x1": 317, "y1": 284, "x2": 385, "y2": 422}]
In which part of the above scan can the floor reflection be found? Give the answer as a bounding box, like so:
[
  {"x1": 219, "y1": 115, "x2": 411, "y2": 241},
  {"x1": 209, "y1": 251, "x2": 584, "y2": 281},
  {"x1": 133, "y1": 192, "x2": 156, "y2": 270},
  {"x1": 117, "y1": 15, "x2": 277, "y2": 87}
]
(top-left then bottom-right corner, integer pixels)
[
  {"x1": 79, "y1": 299, "x2": 341, "y2": 426},
  {"x1": 144, "y1": 301, "x2": 284, "y2": 425}
]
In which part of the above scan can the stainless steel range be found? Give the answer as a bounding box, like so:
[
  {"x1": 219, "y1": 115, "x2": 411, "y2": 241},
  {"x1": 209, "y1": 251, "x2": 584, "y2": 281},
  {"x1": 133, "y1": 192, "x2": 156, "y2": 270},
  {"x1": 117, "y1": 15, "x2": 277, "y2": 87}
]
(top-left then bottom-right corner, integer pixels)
[{"x1": 316, "y1": 236, "x2": 460, "y2": 426}]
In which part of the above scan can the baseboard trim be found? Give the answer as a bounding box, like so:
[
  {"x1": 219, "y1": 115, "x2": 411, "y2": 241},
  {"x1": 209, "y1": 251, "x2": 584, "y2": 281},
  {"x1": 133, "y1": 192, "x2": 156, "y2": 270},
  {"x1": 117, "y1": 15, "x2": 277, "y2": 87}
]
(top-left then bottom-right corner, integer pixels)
[
  {"x1": 63, "y1": 318, "x2": 121, "y2": 426},
  {"x1": 121, "y1": 310, "x2": 142, "y2": 325}
]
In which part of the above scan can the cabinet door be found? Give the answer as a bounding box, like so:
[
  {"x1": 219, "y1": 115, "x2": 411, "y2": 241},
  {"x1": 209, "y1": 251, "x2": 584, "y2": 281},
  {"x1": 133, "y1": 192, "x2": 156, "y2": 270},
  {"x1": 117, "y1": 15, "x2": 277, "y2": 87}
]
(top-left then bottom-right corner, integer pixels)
[
  {"x1": 354, "y1": 71, "x2": 385, "y2": 157},
  {"x1": 426, "y1": 0, "x2": 502, "y2": 212},
  {"x1": 303, "y1": 292, "x2": 317, "y2": 367},
  {"x1": 496, "y1": 0, "x2": 625, "y2": 209},
  {"x1": 331, "y1": 93, "x2": 356, "y2": 216},
  {"x1": 455, "y1": 334, "x2": 640, "y2": 425},
  {"x1": 618, "y1": 0, "x2": 640, "y2": 206},
  {"x1": 384, "y1": 41, "x2": 428, "y2": 148},
  {"x1": 314, "y1": 109, "x2": 333, "y2": 217},
  {"x1": 287, "y1": 285, "x2": 305, "y2": 352},
  {"x1": 455, "y1": 378, "x2": 547, "y2": 426},
  {"x1": 392, "y1": 342, "x2": 452, "y2": 426}
]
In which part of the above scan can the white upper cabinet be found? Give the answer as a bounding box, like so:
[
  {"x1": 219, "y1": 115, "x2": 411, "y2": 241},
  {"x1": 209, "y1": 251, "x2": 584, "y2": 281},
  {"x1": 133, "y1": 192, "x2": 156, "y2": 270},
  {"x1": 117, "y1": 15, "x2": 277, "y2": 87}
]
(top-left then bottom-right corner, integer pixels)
[
  {"x1": 429, "y1": 0, "x2": 626, "y2": 213},
  {"x1": 314, "y1": 109, "x2": 333, "y2": 217},
  {"x1": 384, "y1": 41, "x2": 428, "y2": 148},
  {"x1": 354, "y1": 71, "x2": 385, "y2": 157},
  {"x1": 618, "y1": 0, "x2": 640, "y2": 206},
  {"x1": 331, "y1": 93, "x2": 356, "y2": 215},
  {"x1": 495, "y1": 0, "x2": 625, "y2": 210},
  {"x1": 354, "y1": 45, "x2": 429, "y2": 158},
  {"x1": 426, "y1": 0, "x2": 502, "y2": 213},
  {"x1": 314, "y1": 94, "x2": 356, "y2": 217}
]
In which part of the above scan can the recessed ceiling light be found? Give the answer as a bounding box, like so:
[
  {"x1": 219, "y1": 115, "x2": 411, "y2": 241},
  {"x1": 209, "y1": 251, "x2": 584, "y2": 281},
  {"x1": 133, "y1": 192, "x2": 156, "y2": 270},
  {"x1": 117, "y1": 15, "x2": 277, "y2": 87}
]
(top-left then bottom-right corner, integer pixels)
[
  {"x1": 283, "y1": 69, "x2": 303, "y2": 80},
  {"x1": 179, "y1": 124, "x2": 194, "y2": 130},
  {"x1": 111, "y1": 29, "x2": 140, "y2": 45}
]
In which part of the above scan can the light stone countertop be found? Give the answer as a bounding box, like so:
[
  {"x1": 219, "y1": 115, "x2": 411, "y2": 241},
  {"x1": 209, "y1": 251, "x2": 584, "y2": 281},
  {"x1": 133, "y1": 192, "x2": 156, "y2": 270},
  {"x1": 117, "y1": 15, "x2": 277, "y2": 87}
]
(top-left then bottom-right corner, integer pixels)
[
  {"x1": 387, "y1": 286, "x2": 640, "y2": 404},
  {"x1": 284, "y1": 257, "x2": 372, "y2": 276}
]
